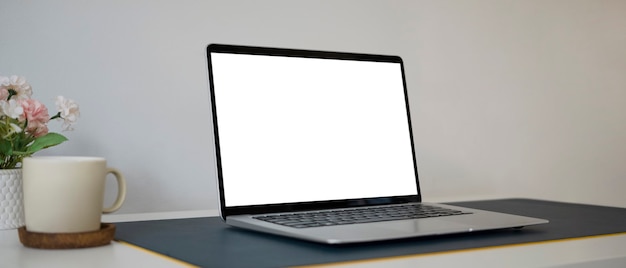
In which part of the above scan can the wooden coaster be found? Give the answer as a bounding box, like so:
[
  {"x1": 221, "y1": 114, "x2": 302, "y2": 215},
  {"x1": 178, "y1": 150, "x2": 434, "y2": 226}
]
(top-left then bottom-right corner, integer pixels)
[{"x1": 18, "y1": 223, "x2": 116, "y2": 249}]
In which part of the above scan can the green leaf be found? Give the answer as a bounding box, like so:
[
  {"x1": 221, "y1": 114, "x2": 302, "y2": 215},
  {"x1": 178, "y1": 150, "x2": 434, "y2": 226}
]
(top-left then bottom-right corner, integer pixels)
[
  {"x1": 0, "y1": 139, "x2": 12, "y2": 155},
  {"x1": 26, "y1": 133, "x2": 68, "y2": 154}
]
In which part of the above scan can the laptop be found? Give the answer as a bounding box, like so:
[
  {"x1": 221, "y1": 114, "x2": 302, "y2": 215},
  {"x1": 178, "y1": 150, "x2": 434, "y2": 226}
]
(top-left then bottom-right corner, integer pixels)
[{"x1": 206, "y1": 44, "x2": 548, "y2": 244}]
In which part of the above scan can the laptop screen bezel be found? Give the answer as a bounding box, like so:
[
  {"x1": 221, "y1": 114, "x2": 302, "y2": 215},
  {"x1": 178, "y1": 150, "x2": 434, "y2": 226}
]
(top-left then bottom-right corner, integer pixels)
[{"x1": 206, "y1": 44, "x2": 421, "y2": 218}]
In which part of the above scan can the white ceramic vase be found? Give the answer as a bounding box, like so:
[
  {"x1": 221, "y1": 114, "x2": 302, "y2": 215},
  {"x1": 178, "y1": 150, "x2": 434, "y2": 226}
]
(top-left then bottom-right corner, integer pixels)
[{"x1": 0, "y1": 169, "x2": 25, "y2": 230}]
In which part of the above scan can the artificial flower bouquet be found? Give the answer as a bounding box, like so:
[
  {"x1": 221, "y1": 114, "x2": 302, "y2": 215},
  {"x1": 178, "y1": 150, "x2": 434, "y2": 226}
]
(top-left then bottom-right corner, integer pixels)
[{"x1": 0, "y1": 75, "x2": 79, "y2": 169}]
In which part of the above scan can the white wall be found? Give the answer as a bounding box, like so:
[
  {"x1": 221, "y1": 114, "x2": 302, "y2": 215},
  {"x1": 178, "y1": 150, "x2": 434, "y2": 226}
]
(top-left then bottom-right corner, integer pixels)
[{"x1": 1, "y1": 0, "x2": 624, "y2": 213}]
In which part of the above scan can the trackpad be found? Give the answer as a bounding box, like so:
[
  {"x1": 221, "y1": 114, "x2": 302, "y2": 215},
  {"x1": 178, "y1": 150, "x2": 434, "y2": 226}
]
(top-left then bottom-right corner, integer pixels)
[{"x1": 381, "y1": 219, "x2": 473, "y2": 234}]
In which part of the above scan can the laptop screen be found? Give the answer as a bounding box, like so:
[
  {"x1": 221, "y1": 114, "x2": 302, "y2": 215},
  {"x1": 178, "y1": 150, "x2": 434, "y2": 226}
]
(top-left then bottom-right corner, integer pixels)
[{"x1": 207, "y1": 45, "x2": 419, "y2": 214}]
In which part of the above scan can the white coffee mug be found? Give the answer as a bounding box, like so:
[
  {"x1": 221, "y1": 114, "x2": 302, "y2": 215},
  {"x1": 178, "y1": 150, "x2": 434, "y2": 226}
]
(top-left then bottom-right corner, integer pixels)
[{"x1": 22, "y1": 156, "x2": 126, "y2": 233}]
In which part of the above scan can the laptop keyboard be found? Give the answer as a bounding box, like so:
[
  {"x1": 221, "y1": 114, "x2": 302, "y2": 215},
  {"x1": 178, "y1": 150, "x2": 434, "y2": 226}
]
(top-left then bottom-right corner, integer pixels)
[{"x1": 253, "y1": 204, "x2": 473, "y2": 228}]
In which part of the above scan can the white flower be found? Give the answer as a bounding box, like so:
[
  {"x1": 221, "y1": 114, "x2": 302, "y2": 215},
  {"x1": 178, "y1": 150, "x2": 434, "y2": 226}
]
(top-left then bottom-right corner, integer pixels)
[
  {"x1": 0, "y1": 75, "x2": 33, "y2": 100},
  {"x1": 0, "y1": 99, "x2": 24, "y2": 119},
  {"x1": 0, "y1": 76, "x2": 10, "y2": 100},
  {"x1": 9, "y1": 123, "x2": 22, "y2": 133},
  {"x1": 55, "y1": 96, "x2": 80, "y2": 131},
  {"x1": 0, "y1": 76, "x2": 9, "y2": 87}
]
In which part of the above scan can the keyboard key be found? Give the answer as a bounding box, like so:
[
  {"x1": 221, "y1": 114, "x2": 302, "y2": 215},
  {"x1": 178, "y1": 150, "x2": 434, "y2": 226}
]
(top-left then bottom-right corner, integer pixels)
[{"x1": 253, "y1": 204, "x2": 472, "y2": 228}]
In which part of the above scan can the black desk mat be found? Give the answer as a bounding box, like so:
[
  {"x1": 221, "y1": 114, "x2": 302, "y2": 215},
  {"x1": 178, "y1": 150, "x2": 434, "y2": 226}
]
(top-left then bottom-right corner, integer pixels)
[{"x1": 114, "y1": 199, "x2": 626, "y2": 267}]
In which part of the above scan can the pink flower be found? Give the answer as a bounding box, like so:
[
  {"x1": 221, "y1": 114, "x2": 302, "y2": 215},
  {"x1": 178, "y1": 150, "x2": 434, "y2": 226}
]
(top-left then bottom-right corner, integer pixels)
[
  {"x1": 0, "y1": 89, "x2": 8, "y2": 100},
  {"x1": 30, "y1": 124, "x2": 49, "y2": 138},
  {"x1": 20, "y1": 99, "x2": 50, "y2": 137}
]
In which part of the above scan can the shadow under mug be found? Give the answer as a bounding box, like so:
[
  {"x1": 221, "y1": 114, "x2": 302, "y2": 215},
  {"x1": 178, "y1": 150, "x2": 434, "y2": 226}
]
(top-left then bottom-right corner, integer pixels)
[{"x1": 22, "y1": 156, "x2": 126, "y2": 233}]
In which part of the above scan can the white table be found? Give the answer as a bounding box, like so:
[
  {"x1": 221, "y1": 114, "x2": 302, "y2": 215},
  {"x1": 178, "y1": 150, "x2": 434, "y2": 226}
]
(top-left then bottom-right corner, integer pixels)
[
  {"x1": 2, "y1": 210, "x2": 625, "y2": 268},
  {"x1": 0, "y1": 211, "x2": 212, "y2": 268}
]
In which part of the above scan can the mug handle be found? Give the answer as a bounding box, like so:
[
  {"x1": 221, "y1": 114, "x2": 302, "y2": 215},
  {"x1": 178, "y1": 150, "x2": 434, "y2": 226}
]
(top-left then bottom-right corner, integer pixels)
[{"x1": 102, "y1": 167, "x2": 127, "y2": 213}]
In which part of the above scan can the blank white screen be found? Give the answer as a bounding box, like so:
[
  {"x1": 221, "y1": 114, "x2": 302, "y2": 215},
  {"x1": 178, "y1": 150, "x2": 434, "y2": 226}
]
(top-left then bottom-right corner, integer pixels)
[{"x1": 211, "y1": 52, "x2": 418, "y2": 207}]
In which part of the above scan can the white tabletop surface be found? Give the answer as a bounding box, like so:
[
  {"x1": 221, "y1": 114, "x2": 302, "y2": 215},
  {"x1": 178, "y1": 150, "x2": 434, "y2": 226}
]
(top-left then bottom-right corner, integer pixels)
[
  {"x1": 1, "y1": 210, "x2": 625, "y2": 268},
  {"x1": 0, "y1": 211, "x2": 213, "y2": 268}
]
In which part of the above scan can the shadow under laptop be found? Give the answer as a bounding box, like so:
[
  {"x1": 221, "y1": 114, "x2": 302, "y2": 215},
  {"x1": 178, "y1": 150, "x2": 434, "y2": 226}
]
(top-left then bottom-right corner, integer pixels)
[{"x1": 223, "y1": 222, "x2": 547, "y2": 249}]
